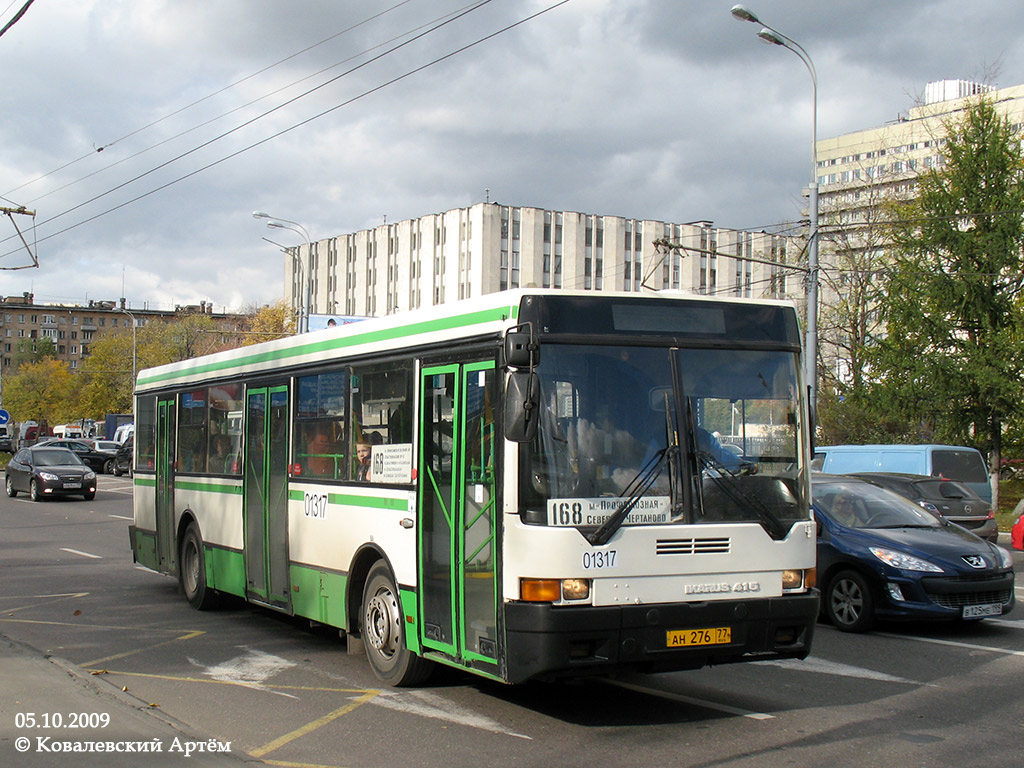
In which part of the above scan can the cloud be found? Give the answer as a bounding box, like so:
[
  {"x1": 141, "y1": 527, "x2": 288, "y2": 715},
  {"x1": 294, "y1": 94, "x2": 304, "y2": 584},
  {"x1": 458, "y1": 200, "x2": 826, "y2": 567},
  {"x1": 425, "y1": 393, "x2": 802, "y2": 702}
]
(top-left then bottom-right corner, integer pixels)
[{"x1": 2, "y1": 0, "x2": 1024, "y2": 311}]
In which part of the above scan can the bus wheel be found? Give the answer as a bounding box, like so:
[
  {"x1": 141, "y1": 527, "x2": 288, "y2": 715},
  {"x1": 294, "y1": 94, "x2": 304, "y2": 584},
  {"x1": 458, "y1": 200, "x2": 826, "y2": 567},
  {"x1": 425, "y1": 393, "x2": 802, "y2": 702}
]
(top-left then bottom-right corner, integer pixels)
[
  {"x1": 180, "y1": 523, "x2": 220, "y2": 611},
  {"x1": 361, "y1": 561, "x2": 432, "y2": 686}
]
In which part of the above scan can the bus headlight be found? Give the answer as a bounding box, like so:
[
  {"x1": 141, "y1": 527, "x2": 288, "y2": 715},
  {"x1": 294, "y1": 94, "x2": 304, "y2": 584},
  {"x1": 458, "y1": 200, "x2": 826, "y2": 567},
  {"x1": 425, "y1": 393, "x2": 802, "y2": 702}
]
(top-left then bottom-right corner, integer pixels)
[
  {"x1": 782, "y1": 569, "x2": 813, "y2": 590},
  {"x1": 520, "y1": 578, "x2": 591, "y2": 602},
  {"x1": 561, "y1": 578, "x2": 591, "y2": 601}
]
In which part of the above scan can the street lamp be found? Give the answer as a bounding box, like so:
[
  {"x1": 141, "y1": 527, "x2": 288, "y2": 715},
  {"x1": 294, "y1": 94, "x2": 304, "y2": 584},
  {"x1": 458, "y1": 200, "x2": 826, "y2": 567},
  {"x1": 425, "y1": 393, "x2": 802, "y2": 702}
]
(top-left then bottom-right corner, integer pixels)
[
  {"x1": 730, "y1": 5, "x2": 819, "y2": 408},
  {"x1": 253, "y1": 211, "x2": 313, "y2": 333},
  {"x1": 115, "y1": 307, "x2": 137, "y2": 390}
]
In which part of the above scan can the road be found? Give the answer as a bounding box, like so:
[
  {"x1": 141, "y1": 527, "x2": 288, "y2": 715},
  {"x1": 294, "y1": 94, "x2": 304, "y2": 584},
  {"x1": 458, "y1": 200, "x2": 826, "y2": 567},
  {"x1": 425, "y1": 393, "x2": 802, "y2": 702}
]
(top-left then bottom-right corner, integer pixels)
[{"x1": 2, "y1": 476, "x2": 1022, "y2": 768}]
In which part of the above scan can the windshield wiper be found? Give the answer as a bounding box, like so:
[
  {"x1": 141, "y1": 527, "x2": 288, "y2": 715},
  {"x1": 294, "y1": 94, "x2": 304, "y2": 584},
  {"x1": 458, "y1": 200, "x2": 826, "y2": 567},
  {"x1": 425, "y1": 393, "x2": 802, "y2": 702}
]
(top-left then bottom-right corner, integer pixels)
[{"x1": 587, "y1": 446, "x2": 672, "y2": 546}]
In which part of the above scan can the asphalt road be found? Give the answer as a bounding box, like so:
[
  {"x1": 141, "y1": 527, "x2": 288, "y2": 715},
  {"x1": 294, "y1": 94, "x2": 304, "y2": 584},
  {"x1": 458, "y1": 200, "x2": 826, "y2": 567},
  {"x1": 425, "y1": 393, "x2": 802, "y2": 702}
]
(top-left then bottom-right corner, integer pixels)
[{"x1": 2, "y1": 475, "x2": 1022, "y2": 768}]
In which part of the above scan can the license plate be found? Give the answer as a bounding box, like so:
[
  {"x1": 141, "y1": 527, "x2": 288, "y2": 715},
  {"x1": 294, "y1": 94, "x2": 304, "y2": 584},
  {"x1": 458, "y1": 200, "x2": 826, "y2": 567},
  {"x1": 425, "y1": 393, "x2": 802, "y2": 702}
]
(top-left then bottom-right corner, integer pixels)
[
  {"x1": 962, "y1": 603, "x2": 1002, "y2": 618},
  {"x1": 666, "y1": 626, "x2": 732, "y2": 648},
  {"x1": 62, "y1": 482, "x2": 81, "y2": 489}
]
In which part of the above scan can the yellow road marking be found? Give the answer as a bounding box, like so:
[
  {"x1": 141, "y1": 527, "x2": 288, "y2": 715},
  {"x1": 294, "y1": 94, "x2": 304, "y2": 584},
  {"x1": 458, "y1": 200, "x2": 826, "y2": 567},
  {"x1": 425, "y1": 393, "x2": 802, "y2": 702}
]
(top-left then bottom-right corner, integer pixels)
[
  {"x1": 0, "y1": 592, "x2": 89, "y2": 613},
  {"x1": 81, "y1": 630, "x2": 206, "y2": 668},
  {"x1": 250, "y1": 690, "x2": 379, "y2": 758}
]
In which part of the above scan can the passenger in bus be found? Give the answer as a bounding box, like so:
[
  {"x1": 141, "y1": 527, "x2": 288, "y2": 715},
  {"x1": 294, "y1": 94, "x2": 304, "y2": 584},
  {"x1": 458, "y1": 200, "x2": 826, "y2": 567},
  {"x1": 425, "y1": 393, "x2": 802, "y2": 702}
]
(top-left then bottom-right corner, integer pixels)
[
  {"x1": 307, "y1": 426, "x2": 336, "y2": 478},
  {"x1": 356, "y1": 431, "x2": 382, "y2": 481},
  {"x1": 210, "y1": 435, "x2": 233, "y2": 473}
]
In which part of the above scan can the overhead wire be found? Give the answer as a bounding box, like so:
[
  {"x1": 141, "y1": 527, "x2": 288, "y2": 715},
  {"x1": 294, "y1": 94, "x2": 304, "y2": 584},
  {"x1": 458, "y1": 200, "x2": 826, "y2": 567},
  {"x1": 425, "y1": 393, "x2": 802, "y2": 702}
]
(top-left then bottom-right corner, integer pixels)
[
  {"x1": 2, "y1": 0, "x2": 546, "y2": 257},
  {"x1": 4, "y1": 0, "x2": 475, "y2": 205}
]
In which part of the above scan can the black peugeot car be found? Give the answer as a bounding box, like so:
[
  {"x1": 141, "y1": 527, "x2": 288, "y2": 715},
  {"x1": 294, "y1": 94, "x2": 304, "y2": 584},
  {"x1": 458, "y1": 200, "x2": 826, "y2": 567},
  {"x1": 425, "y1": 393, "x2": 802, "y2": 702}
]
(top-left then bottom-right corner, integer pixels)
[
  {"x1": 5, "y1": 445, "x2": 97, "y2": 501},
  {"x1": 813, "y1": 475, "x2": 1014, "y2": 632}
]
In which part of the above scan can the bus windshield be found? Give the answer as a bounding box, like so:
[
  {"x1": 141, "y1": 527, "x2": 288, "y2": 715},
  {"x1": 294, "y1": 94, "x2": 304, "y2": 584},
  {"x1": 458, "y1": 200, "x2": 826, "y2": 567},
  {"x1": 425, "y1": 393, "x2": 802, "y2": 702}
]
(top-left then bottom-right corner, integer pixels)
[{"x1": 524, "y1": 344, "x2": 806, "y2": 532}]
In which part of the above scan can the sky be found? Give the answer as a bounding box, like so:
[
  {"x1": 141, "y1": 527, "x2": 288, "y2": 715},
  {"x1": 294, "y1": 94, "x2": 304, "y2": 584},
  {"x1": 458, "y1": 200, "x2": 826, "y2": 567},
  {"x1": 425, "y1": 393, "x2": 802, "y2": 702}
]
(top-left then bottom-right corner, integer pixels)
[{"x1": 2, "y1": 0, "x2": 1024, "y2": 314}]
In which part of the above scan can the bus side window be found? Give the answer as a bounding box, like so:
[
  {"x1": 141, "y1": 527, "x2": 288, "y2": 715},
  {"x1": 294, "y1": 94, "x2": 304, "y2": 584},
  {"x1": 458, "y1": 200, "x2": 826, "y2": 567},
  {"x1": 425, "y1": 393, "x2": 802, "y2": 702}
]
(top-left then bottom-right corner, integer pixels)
[
  {"x1": 350, "y1": 360, "x2": 414, "y2": 482},
  {"x1": 294, "y1": 370, "x2": 348, "y2": 480}
]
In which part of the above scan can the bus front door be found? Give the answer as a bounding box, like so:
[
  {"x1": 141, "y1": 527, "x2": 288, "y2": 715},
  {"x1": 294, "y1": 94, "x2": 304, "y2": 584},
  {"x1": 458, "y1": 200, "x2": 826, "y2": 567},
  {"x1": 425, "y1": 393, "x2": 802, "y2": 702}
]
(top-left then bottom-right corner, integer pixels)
[
  {"x1": 155, "y1": 397, "x2": 176, "y2": 573},
  {"x1": 243, "y1": 385, "x2": 291, "y2": 610},
  {"x1": 419, "y1": 361, "x2": 499, "y2": 675}
]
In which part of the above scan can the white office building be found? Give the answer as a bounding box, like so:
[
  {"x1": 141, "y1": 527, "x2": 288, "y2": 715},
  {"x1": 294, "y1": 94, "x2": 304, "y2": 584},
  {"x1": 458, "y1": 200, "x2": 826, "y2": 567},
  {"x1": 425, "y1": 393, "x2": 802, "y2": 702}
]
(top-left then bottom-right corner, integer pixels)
[{"x1": 289, "y1": 203, "x2": 803, "y2": 321}]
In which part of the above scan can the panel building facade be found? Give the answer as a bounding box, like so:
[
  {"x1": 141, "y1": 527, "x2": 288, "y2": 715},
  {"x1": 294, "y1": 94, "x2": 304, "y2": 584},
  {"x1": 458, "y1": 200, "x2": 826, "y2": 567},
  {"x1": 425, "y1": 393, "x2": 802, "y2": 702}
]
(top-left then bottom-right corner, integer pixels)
[{"x1": 288, "y1": 202, "x2": 804, "y2": 321}]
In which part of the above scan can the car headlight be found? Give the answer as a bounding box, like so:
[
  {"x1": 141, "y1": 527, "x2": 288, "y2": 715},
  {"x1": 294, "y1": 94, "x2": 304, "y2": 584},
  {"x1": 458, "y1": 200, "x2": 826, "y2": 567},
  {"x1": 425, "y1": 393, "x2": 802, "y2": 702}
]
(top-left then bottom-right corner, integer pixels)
[
  {"x1": 38, "y1": 471, "x2": 59, "y2": 481},
  {"x1": 994, "y1": 546, "x2": 1013, "y2": 569},
  {"x1": 869, "y1": 547, "x2": 944, "y2": 573},
  {"x1": 84, "y1": 472, "x2": 96, "y2": 481}
]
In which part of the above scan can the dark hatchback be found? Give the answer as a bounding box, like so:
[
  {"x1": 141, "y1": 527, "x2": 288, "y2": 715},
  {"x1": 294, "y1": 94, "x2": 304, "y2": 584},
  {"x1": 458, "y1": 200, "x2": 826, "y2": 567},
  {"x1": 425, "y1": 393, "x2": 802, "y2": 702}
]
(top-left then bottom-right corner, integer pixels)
[
  {"x1": 813, "y1": 475, "x2": 1015, "y2": 632},
  {"x1": 45, "y1": 438, "x2": 115, "y2": 474},
  {"x1": 850, "y1": 472, "x2": 998, "y2": 543},
  {"x1": 5, "y1": 446, "x2": 97, "y2": 501}
]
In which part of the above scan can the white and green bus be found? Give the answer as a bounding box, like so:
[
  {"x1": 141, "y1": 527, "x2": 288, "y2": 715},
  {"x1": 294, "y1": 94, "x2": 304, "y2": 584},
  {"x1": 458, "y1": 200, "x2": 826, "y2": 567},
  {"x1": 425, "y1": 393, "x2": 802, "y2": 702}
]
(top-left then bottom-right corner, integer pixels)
[{"x1": 129, "y1": 289, "x2": 819, "y2": 685}]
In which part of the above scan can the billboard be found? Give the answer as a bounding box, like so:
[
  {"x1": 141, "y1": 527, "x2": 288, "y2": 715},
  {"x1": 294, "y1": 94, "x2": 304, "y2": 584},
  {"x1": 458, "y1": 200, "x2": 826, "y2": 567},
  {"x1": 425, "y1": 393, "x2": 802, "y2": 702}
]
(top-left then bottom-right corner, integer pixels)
[{"x1": 307, "y1": 314, "x2": 369, "y2": 332}]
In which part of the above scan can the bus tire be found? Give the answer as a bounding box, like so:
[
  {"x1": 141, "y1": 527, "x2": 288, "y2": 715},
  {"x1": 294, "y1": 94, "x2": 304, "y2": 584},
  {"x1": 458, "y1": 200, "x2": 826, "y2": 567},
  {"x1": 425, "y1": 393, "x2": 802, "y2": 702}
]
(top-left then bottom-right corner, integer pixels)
[
  {"x1": 180, "y1": 523, "x2": 220, "y2": 611},
  {"x1": 361, "y1": 561, "x2": 432, "y2": 687}
]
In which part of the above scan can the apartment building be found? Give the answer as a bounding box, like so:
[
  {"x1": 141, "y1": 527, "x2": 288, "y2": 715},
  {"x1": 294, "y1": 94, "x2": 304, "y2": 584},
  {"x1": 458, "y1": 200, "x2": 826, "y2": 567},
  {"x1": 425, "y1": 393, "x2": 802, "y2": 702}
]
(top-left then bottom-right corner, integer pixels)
[
  {"x1": 0, "y1": 293, "x2": 240, "y2": 374},
  {"x1": 288, "y1": 202, "x2": 804, "y2": 321}
]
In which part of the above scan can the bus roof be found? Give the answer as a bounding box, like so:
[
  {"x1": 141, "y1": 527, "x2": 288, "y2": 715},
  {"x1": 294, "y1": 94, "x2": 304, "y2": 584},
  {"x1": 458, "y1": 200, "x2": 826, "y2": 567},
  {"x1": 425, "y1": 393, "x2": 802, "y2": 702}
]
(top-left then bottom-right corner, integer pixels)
[{"x1": 135, "y1": 289, "x2": 797, "y2": 393}]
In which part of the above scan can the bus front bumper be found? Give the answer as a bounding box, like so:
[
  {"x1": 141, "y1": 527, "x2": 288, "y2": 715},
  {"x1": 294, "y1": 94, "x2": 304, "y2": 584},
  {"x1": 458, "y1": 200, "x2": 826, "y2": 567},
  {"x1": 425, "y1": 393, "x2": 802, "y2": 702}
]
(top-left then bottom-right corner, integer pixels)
[{"x1": 503, "y1": 591, "x2": 819, "y2": 684}]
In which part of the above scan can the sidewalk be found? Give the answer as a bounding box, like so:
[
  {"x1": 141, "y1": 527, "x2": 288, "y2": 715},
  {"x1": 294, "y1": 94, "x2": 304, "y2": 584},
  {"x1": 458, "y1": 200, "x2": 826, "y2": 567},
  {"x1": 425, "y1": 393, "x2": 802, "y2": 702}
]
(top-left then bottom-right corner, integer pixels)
[{"x1": 0, "y1": 634, "x2": 254, "y2": 767}]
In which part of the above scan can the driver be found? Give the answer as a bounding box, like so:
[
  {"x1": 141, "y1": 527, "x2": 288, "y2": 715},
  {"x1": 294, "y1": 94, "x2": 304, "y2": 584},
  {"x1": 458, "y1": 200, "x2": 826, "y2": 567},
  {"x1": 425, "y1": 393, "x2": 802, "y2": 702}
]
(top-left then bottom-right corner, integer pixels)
[{"x1": 829, "y1": 493, "x2": 860, "y2": 527}]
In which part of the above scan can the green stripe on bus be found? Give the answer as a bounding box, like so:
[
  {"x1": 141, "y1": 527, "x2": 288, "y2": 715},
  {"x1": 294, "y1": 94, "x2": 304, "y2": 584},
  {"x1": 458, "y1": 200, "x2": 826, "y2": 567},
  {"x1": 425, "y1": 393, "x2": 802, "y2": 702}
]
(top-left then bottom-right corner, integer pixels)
[
  {"x1": 174, "y1": 480, "x2": 244, "y2": 495},
  {"x1": 134, "y1": 477, "x2": 156, "y2": 488},
  {"x1": 287, "y1": 488, "x2": 409, "y2": 512},
  {"x1": 137, "y1": 304, "x2": 516, "y2": 387}
]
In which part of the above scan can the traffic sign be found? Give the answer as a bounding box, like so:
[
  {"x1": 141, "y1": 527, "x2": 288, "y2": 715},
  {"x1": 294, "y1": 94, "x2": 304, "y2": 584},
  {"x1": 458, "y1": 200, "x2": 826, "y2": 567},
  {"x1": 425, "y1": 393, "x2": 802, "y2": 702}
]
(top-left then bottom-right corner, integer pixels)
[{"x1": 0, "y1": 409, "x2": 9, "y2": 425}]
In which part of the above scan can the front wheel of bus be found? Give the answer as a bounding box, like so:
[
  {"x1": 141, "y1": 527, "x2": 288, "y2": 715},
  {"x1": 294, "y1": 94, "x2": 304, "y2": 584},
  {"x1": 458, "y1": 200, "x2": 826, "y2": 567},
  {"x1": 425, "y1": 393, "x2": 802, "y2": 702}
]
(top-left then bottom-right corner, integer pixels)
[
  {"x1": 361, "y1": 561, "x2": 432, "y2": 687},
  {"x1": 180, "y1": 523, "x2": 220, "y2": 611}
]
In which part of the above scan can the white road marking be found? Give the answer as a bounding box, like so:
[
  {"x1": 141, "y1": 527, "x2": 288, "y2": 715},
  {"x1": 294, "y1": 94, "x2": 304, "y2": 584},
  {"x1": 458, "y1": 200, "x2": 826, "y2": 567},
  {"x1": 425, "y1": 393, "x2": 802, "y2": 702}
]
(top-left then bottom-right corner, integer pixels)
[
  {"x1": 754, "y1": 656, "x2": 930, "y2": 685},
  {"x1": 875, "y1": 631, "x2": 1024, "y2": 657},
  {"x1": 372, "y1": 690, "x2": 533, "y2": 738},
  {"x1": 108, "y1": 514, "x2": 134, "y2": 520},
  {"x1": 59, "y1": 548, "x2": 102, "y2": 559},
  {"x1": 189, "y1": 648, "x2": 299, "y2": 698},
  {"x1": 602, "y1": 679, "x2": 773, "y2": 720}
]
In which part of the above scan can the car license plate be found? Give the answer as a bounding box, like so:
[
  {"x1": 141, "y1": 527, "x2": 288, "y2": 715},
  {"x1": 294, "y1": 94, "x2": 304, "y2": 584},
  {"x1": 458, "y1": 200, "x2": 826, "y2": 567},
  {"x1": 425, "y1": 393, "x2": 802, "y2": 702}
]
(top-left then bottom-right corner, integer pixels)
[
  {"x1": 62, "y1": 482, "x2": 81, "y2": 489},
  {"x1": 962, "y1": 603, "x2": 1002, "y2": 618},
  {"x1": 666, "y1": 627, "x2": 731, "y2": 648}
]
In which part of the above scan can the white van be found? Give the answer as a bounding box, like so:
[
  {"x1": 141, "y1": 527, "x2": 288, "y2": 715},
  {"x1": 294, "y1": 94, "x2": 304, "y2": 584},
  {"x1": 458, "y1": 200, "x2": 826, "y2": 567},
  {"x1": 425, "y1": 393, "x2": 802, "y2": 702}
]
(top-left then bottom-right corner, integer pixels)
[
  {"x1": 814, "y1": 444, "x2": 992, "y2": 504},
  {"x1": 113, "y1": 422, "x2": 134, "y2": 444}
]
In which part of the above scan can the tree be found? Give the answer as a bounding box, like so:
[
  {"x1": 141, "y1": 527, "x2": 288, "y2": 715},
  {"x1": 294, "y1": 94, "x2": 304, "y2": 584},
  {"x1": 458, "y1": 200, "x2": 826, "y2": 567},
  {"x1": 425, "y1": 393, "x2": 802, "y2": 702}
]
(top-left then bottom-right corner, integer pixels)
[
  {"x1": 11, "y1": 336, "x2": 56, "y2": 369},
  {"x1": 237, "y1": 299, "x2": 296, "y2": 345},
  {"x1": 1, "y1": 358, "x2": 77, "y2": 425},
  {"x1": 868, "y1": 98, "x2": 1024, "y2": 507}
]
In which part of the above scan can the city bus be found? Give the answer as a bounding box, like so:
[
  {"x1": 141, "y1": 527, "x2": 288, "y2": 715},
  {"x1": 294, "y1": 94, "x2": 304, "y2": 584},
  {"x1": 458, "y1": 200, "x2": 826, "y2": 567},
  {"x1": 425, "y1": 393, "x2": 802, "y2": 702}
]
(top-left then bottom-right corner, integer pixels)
[{"x1": 128, "y1": 289, "x2": 818, "y2": 685}]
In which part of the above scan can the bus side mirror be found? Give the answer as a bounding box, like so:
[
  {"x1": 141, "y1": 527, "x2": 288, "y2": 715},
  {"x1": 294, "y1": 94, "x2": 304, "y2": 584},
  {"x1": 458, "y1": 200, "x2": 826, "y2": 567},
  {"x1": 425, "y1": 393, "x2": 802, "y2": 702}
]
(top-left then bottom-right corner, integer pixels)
[
  {"x1": 504, "y1": 330, "x2": 538, "y2": 368},
  {"x1": 504, "y1": 372, "x2": 539, "y2": 443}
]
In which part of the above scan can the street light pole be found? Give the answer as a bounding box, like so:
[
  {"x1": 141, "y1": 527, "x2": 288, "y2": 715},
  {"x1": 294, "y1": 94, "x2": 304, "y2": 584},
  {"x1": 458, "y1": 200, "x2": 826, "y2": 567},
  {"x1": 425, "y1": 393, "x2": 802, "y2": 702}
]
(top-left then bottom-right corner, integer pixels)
[
  {"x1": 252, "y1": 211, "x2": 313, "y2": 333},
  {"x1": 115, "y1": 307, "x2": 137, "y2": 390},
  {"x1": 731, "y1": 5, "x2": 819, "y2": 409}
]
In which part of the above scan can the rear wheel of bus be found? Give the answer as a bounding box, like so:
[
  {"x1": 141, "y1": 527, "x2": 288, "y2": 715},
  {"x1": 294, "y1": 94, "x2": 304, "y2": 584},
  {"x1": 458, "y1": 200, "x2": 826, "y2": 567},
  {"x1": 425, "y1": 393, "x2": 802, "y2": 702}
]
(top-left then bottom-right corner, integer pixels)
[
  {"x1": 361, "y1": 561, "x2": 432, "y2": 686},
  {"x1": 180, "y1": 522, "x2": 220, "y2": 610}
]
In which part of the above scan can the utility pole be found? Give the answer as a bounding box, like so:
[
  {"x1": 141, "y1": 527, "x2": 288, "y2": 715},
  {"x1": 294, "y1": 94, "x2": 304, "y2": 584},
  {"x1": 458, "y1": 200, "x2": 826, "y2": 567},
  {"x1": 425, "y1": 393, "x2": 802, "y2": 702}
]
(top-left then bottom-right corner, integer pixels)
[{"x1": 1, "y1": 205, "x2": 39, "y2": 269}]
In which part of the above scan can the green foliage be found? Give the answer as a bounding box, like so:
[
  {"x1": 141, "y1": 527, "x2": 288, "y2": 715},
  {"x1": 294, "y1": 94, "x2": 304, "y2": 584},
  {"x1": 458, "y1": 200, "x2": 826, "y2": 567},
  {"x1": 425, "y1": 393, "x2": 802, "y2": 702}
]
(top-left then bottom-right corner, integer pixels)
[
  {"x1": 1, "y1": 358, "x2": 77, "y2": 424},
  {"x1": 11, "y1": 336, "x2": 57, "y2": 369},
  {"x1": 864, "y1": 98, "x2": 1024, "y2": 461}
]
